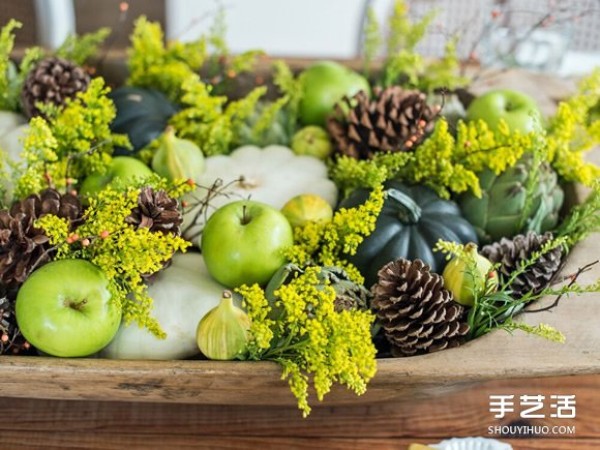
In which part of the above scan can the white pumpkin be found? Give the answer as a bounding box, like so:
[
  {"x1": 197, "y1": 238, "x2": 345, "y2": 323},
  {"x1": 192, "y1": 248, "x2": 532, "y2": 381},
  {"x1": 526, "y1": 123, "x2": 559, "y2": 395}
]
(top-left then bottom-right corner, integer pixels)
[
  {"x1": 182, "y1": 145, "x2": 338, "y2": 243},
  {"x1": 0, "y1": 123, "x2": 29, "y2": 161},
  {"x1": 0, "y1": 110, "x2": 27, "y2": 139},
  {"x1": 101, "y1": 252, "x2": 226, "y2": 360},
  {"x1": 0, "y1": 112, "x2": 28, "y2": 204}
]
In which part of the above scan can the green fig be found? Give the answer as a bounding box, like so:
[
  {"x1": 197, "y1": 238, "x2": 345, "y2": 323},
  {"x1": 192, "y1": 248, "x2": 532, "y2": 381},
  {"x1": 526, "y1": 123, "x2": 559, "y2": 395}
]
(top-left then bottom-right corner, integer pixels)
[
  {"x1": 196, "y1": 290, "x2": 250, "y2": 360},
  {"x1": 442, "y1": 243, "x2": 498, "y2": 306},
  {"x1": 151, "y1": 127, "x2": 205, "y2": 182}
]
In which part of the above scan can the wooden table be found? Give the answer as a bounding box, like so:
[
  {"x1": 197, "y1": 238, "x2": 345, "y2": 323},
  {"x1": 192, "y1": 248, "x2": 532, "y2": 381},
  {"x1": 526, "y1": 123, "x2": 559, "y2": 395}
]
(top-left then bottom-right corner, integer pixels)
[
  {"x1": 0, "y1": 67, "x2": 599, "y2": 449},
  {"x1": 0, "y1": 374, "x2": 598, "y2": 448}
]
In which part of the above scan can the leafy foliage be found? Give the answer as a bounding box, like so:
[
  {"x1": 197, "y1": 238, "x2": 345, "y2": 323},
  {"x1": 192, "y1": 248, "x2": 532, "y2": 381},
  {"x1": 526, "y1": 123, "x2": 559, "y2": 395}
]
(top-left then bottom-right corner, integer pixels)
[
  {"x1": 15, "y1": 78, "x2": 130, "y2": 198},
  {"x1": 202, "y1": 3, "x2": 263, "y2": 94},
  {"x1": 0, "y1": 20, "x2": 43, "y2": 112},
  {"x1": 127, "y1": 16, "x2": 208, "y2": 103},
  {"x1": 36, "y1": 182, "x2": 193, "y2": 337},
  {"x1": 169, "y1": 75, "x2": 266, "y2": 156},
  {"x1": 330, "y1": 118, "x2": 533, "y2": 199},
  {"x1": 362, "y1": 8, "x2": 382, "y2": 77},
  {"x1": 557, "y1": 180, "x2": 600, "y2": 248},
  {"x1": 273, "y1": 60, "x2": 304, "y2": 134},
  {"x1": 285, "y1": 186, "x2": 385, "y2": 285},
  {"x1": 435, "y1": 238, "x2": 600, "y2": 341},
  {"x1": 55, "y1": 27, "x2": 111, "y2": 65},
  {"x1": 363, "y1": 0, "x2": 467, "y2": 92},
  {"x1": 237, "y1": 266, "x2": 377, "y2": 417},
  {"x1": 546, "y1": 68, "x2": 600, "y2": 186}
]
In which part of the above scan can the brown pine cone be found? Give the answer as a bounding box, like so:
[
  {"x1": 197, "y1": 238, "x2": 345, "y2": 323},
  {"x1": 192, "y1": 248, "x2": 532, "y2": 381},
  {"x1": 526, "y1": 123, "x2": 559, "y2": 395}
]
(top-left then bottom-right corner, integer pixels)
[
  {"x1": 125, "y1": 187, "x2": 183, "y2": 236},
  {"x1": 21, "y1": 56, "x2": 91, "y2": 119},
  {"x1": 0, "y1": 289, "x2": 34, "y2": 355},
  {"x1": 371, "y1": 259, "x2": 469, "y2": 357},
  {"x1": 327, "y1": 86, "x2": 439, "y2": 160},
  {"x1": 0, "y1": 189, "x2": 82, "y2": 289},
  {"x1": 482, "y1": 231, "x2": 564, "y2": 298}
]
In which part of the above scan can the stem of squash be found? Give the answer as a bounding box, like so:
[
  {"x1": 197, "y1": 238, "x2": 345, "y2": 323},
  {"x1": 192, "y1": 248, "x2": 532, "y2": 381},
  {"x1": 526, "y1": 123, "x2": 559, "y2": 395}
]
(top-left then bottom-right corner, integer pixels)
[{"x1": 386, "y1": 189, "x2": 422, "y2": 224}]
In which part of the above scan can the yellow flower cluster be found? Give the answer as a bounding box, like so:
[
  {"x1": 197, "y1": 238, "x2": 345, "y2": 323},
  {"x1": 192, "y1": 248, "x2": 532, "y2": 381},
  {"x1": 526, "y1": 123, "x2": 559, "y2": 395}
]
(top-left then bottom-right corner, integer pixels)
[
  {"x1": 546, "y1": 69, "x2": 600, "y2": 186},
  {"x1": 16, "y1": 78, "x2": 130, "y2": 199},
  {"x1": 237, "y1": 266, "x2": 377, "y2": 417},
  {"x1": 331, "y1": 118, "x2": 536, "y2": 200},
  {"x1": 37, "y1": 185, "x2": 191, "y2": 337},
  {"x1": 286, "y1": 185, "x2": 385, "y2": 285},
  {"x1": 169, "y1": 75, "x2": 266, "y2": 156},
  {"x1": 127, "y1": 17, "x2": 207, "y2": 104}
]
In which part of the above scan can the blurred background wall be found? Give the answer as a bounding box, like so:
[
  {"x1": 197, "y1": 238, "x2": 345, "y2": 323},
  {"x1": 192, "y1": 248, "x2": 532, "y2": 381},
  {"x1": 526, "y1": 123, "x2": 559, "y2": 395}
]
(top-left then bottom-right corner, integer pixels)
[{"x1": 0, "y1": 0, "x2": 598, "y2": 74}]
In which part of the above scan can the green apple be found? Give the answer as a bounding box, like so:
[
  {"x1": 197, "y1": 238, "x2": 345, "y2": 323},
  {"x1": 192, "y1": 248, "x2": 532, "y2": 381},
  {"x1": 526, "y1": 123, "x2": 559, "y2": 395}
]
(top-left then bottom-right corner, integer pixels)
[
  {"x1": 299, "y1": 61, "x2": 370, "y2": 127},
  {"x1": 291, "y1": 126, "x2": 333, "y2": 160},
  {"x1": 16, "y1": 259, "x2": 121, "y2": 357},
  {"x1": 79, "y1": 156, "x2": 154, "y2": 198},
  {"x1": 466, "y1": 89, "x2": 543, "y2": 134},
  {"x1": 201, "y1": 200, "x2": 294, "y2": 288}
]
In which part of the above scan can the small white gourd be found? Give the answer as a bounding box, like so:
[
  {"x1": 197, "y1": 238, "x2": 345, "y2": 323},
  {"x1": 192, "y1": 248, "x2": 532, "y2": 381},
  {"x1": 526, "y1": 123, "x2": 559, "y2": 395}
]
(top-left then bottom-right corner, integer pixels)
[
  {"x1": 182, "y1": 145, "x2": 338, "y2": 243},
  {"x1": 101, "y1": 252, "x2": 226, "y2": 360}
]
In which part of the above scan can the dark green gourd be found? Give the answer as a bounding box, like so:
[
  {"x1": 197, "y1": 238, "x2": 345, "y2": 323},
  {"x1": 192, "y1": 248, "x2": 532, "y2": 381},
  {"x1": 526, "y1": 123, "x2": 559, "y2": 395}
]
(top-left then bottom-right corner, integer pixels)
[
  {"x1": 339, "y1": 180, "x2": 478, "y2": 288},
  {"x1": 109, "y1": 87, "x2": 178, "y2": 155}
]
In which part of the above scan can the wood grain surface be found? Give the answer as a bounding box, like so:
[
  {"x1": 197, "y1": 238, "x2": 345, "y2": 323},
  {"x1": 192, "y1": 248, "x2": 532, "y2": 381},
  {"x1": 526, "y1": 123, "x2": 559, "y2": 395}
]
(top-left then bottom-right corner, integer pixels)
[{"x1": 1, "y1": 374, "x2": 598, "y2": 449}]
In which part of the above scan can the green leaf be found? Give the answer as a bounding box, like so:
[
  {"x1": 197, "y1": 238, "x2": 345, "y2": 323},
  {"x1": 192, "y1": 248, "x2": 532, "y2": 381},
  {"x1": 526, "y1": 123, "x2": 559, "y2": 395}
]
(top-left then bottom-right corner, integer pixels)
[
  {"x1": 55, "y1": 27, "x2": 111, "y2": 65},
  {"x1": 362, "y1": 7, "x2": 382, "y2": 77}
]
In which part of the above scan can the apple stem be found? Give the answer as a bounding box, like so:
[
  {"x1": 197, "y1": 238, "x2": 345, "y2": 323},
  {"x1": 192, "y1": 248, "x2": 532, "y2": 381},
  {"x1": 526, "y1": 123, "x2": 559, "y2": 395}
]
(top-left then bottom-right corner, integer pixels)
[
  {"x1": 65, "y1": 298, "x2": 88, "y2": 311},
  {"x1": 241, "y1": 204, "x2": 251, "y2": 225}
]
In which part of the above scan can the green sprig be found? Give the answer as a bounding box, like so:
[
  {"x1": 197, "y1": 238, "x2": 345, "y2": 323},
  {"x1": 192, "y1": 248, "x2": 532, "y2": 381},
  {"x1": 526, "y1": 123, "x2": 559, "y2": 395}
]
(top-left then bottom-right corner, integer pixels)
[
  {"x1": 169, "y1": 74, "x2": 266, "y2": 156},
  {"x1": 435, "y1": 237, "x2": 599, "y2": 342},
  {"x1": 557, "y1": 180, "x2": 600, "y2": 248},
  {"x1": 0, "y1": 20, "x2": 43, "y2": 111},
  {"x1": 55, "y1": 27, "x2": 111, "y2": 65}
]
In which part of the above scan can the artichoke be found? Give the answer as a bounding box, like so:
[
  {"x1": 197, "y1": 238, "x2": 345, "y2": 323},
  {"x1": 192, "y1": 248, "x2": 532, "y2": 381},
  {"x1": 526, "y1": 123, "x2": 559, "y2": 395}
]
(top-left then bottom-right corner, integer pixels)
[
  {"x1": 459, "y1": 154, "x2": 564, "y2": 243},
  {"x1": 237, "y1": 101, "x2": 292, "y2": 147},
  {"x1": 266, "y1": 264, "x2": 371, "y2": 312}
]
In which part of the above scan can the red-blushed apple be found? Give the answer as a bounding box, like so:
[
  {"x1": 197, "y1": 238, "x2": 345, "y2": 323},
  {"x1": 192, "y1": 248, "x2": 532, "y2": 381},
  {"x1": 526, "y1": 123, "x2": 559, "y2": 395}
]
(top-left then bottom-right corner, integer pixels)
[
  {"x1": 79, "y1": 156, "x2": 154, "y2": 198},
  {"x1": 16, "y1": 259, "x2": 121, "y2": 357},
  {"x1": 466, "y1": 89, "x2": 543, "y2": 134},
  {"x1": 201, "y1": 200, "x2": 294, "y2": 288}
]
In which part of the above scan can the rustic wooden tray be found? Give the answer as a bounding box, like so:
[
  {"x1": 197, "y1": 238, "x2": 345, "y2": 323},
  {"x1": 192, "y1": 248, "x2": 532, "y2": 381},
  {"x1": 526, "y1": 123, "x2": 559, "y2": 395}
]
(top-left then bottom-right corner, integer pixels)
[{"x1": 0, "y1": 62, "x2": 597, "y2": 408}]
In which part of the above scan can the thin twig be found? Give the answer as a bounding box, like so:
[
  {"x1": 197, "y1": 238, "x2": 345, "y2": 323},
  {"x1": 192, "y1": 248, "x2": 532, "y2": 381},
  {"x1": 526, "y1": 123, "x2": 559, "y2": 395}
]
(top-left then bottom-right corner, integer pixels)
[{"x1": 526, "y1": 260, "x2": 600, "y2": 313}]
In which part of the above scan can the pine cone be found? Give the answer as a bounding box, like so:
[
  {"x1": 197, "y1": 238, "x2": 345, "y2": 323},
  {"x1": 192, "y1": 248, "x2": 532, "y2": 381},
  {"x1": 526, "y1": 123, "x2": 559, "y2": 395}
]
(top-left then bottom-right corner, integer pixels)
[
  {"x1": 0, "y1": 189, "x2": 82, "y2": 288},
  {"x1": 21, "y1": 56, "x2": 91, "y2": 119},
  {"x1": 0, "y1": 288, "x2": 34, "y2": 355},
  {"x1": 371, "y1": 259, "x2": 469, "y2": 357},
  {"x1": 482, "y1": 231, "x2": 564, "y2": 298},
  {"x1": 126, "y1": 187, "x2": 182, "y2": 235},
  {"x1": 327, "y1": 87, "x2": 439, "y2": 160}
]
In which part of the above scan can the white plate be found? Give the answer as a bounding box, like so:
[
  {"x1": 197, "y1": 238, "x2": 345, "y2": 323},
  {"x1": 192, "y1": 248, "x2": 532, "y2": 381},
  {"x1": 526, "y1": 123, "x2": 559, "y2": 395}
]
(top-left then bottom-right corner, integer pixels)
[{"x1": 432, "y1": 437, "x2": 512, "y2": 450}]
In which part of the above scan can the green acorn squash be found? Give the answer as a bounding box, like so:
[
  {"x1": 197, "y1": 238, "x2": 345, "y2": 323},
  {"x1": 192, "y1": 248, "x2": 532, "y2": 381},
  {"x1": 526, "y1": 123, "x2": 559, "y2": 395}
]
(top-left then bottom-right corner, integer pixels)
[
  {"x1": 339, "y1": 181, "x2": 478, "y2": 288},
  {"x1": 109, "y1": 87, "x2": 178, "y2": 155}
]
